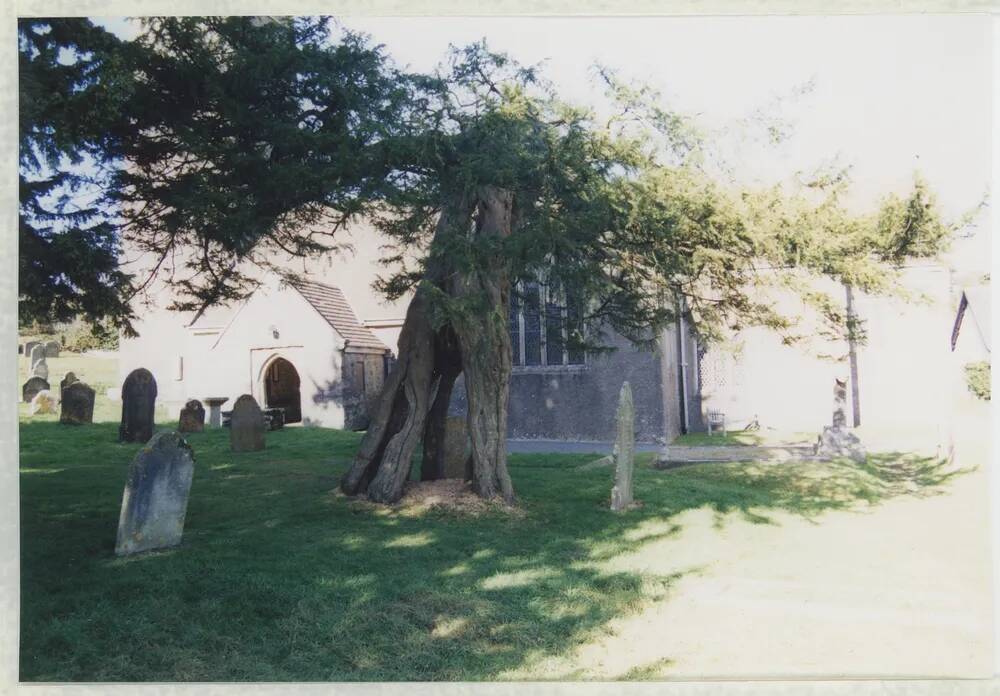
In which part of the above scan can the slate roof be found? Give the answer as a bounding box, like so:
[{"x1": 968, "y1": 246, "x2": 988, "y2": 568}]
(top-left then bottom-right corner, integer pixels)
[{"x1": 289, "y1": 278, "x2": 390, "y2": 352}]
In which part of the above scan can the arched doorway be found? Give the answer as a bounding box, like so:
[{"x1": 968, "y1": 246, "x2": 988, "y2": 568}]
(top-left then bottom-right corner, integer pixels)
[{"x1": 264, "y1": 357, "x2": 302, "y2": 424}]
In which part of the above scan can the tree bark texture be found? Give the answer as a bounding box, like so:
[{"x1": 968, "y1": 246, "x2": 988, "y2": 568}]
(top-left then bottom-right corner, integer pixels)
[{"x1": 339, "y1": 186, "x2": 516, "y2": 504}]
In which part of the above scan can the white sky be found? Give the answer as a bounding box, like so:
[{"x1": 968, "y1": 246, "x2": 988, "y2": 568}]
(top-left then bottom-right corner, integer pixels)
[{"x1": 95, "y1": 13, "x2": 992, "y2": 274}]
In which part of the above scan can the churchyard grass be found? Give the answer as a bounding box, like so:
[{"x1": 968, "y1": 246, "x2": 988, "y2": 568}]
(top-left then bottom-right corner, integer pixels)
[{"x1": 19, "y1": 385, "x2": 969, "y2": 681}]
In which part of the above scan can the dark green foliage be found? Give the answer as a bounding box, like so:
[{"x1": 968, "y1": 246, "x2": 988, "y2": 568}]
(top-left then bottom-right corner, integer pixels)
[
  {"x1": 964, "y1": 361, "x2": 990, "y2": 401},
  {"x1": 18, "y1": 19, "x2": 136, "y2": 332}
]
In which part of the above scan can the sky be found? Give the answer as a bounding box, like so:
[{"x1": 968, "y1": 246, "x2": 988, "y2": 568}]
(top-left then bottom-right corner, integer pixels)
[{"x1": 95, "y1": 13, "x2": 992, "y2": 276}]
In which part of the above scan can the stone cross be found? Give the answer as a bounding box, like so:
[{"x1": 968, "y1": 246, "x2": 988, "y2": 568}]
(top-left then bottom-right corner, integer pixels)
[
  {"x1": 230, "y1": 394, "x2": 266, "y2": 452},
  {"x1": 29, "y1": 390, "x2": 57, "y2": 416},
  {"x1": 60, "y1": 382, "x2": 96, "y2": 425},
  {"x1": 22, "y1": 377, "x2": 50, "y2": 403},
  {"x1": 115, "y1": 431, "x2": 195, "y2": 556},
  {"x1": 178, "y1": 399, "x2": 206, "y2": 433},
  {"x1": 119, "y1": 368, "x2": 158, "y2": 443},
  {"x1": 610, "y1": 381, "x2": 636, "y2": 512}
]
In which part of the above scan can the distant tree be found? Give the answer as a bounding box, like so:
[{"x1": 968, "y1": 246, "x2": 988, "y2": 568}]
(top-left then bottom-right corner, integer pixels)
[
  {"x1": 27, "y1": 16, "x2": 959, "y2": 503},
  {"x1": 18, "y1": 18, "x2": 136, "y2": 333}
]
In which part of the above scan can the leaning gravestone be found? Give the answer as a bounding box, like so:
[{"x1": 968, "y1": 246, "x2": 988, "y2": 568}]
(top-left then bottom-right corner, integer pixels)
[
  {"x1": 443, "y1": 416, "x2": 471, "y2": 479},
  {"x1": 610, "y1": 381, "x2": 636, "y2": 512},
  {"x1": 29, "y1": 344, "x2": 46, "y2": 370},
  {"x1": 29, "y1": 390, "x2": 57, "y2": 416},
  {"x1": 31, "y1": 357, "x2": 49, "y2": 381},
  {"x1": 178, "y1": 399, "x2": 205, "y2": 433},
  {"x1": 44, "y1": 340, "x2": 60, "y2": 358},
  {"x1": 115, "y1": 431, "x2": 195, "y2": 556},
  {"x1": 119, "y1": 368, "x2": 158, "y2": 443},
  {"x1": 230, "y1": 394, "x2": 265, "y2": 452},
  {"x1": 22, "y1": 377, "x2": 50, "y2": 403},
  {"x1": 60, "y1": 382, "x2": 96, "y2": 425},
  {"x1": 814, "y1": 378, "x2": 867, "y2": 463},
  {"x1": 59, "y1": 371, "x2": 78, "y2": 398}
]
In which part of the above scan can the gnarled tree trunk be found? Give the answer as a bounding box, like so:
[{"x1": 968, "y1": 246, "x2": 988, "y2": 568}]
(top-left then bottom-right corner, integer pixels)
[{"x1": 340, "y1": 186, "x2": 517, "y2": 504}]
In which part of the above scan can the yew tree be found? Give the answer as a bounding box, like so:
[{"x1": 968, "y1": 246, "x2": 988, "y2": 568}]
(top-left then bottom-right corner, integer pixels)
[{"x1": 64, "y1": 16, "x2": 957, "y2": 504}]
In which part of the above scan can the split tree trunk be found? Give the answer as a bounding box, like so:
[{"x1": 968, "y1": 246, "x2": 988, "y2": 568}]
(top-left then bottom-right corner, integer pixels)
[{"x1": 340, "y1": 186, "x2": 517, "y2": 504}]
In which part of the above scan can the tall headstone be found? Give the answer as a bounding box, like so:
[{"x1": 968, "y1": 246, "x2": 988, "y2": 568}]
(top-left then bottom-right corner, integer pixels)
[
  {"x1": 610, "y1": 381, "x2": 636, "y2": 512},
  {"x1": 59, "y1": 372, "x2": 78, "y2": 398},
  {"x1": 230, "y1": 394, "x2": 265, "y2": 452},
  {"x1": 60, "y1": 382, "x2": 96, "y2": 425},
  {"x1": 29, "y1": 390, "x2": 57, "y2": 416},
  {"x1": 43, "y1": 340, "x2": 60, "y2": 358},
  {"x1": 815, "y1": 377, "x2": 867, "y2": 463},
  {"x1": 22, "y1": 377, "x2": 50, "y2": 403},
  {"x1": 119, "y1": 368, "x2": 157, "y2": 443},
  {"x1": 115, "y1": 431, "x2": 195, "y2": 556},
  {"x1": 29, "y1": 344, "x2": 45, "y2": 370},
  {"x1": 178, "y1": 399, "x2": 206, "y2": 433},
  {"x1": 31, "y1": 357, "x2": 49, "y2": 381},
  {"x1": 443, "y1": 416, "x2": 471, "y2": 479}
]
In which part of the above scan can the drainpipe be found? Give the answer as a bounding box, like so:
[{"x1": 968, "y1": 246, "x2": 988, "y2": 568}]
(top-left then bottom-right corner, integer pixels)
[{"x1": 676, "y1": 298, "x2": 690, "y2": 434}]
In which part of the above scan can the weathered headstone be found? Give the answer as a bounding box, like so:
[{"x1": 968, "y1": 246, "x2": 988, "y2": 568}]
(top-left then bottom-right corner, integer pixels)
[
  {"x1": 29, "y1": 390, "x2": 57, "y2": 416},
  {"x1": 23, "y1": 341, "x2": 40, "y2": 360},
  {"x1": 178, "y1": 399, "x2": 205, "y2": 433},
  {"x1": 31, "y1": 357, "x2": 49, "y2": 381},
  {"x1": 43, "y1": 340, "x2": 60, "y2": 358},
  {"x1": 610, "y1": 381, "x2": 636, "y2": 512},
  {"x1": 442, "y1": 416, "x2": 471, "y2": 479},
  {"x1": 59, "y1": 371, "x2": 78, "y2": 398},
  {"x1": 115, "y1": 431, "x2": 195, "y2": 556},
  {"x1": 119, "y1": 368, "x2": 158, "y2": 443},
  {"x1": 22, "y1": 377, "x2": 50, "y2": 403},
  {"x1": 815, "y1": 377, "x2": 866, "y2": 463},
  {"x1": 29, "y1": 344, "x2": 45, "y2": 370},
  {"x1": 230, "y1": 394, "x2": 265, "y2": 452},
  {"x1": 60, "y1": 382, "x2": 96, "y2": 425}
]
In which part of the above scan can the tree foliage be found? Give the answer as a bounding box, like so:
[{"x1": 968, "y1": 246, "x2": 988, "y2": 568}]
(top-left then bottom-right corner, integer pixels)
[{"x1": 18, "y1": 18, "x2": 136, "y2": 332}]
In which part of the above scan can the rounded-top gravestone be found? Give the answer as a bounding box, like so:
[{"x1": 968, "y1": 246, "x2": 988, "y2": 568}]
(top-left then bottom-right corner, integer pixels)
[
  {"x1": 22, "y1": 376, "x2": 50, "y2": 403},
  {"x1": 31, "y1": 358, "x2": 49, "y2": 381},
  {"x1": 59, "y1": 372, "x2": 78, "y2": 398},
  {"x1": 24, "y1": 341, "x2": 40, "y2": 361},
  {"x1": 61, "y1": 382, "x2": 96, "y2": 425},
  {"x1": 178, "y1": 399, "x2": 206, "y2": 433},
  {"x1": 43, "y1": 340, "x2": 60, "y2": 358},
  {"x1": 230, "y1": 394, "x2": 266, "y2": 452},
  {"x1": 119, "y1": 368, "x2": 158, "y2": 443},
  {"x1": 115, "y1": 431, "x2": 195, "y2": 556}
]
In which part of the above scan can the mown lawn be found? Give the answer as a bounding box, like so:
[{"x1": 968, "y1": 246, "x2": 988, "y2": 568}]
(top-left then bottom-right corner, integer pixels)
[{"x1": 19, "y1": 388, "x2": 965, "y2": 681}]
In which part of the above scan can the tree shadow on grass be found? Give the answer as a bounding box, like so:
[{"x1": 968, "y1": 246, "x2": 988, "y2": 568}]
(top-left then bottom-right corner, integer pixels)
[{"x1": 18, "y1": 420, "x2": 973, "y2": 682}]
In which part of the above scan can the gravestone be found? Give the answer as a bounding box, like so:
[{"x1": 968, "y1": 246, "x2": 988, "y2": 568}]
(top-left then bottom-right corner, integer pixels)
[
  {"x1": 204, "y1": 397, "x2": 228, "y2": 428},
  {"x1": 61, "y1": 382, "x2": 96, "y2": 425},
  {"x1": 610, "y1": 381, "x2": 636, "y2": 512},
  {"x1": 119, "y1": 368, "x2": 158, "y2": 443},
  {"x1": 230, "y1": 394, "x2": 265, "y2": 452},
  {"x1": 44, "y1": 340, "x2": 60, "y2": 358},
  {"x1": 59, "y1": 372, "x2": 78, "y2": 398},
  {"x1": 29, "y1": 390, "x2": 57, "y2": 416},
  {"x1": 22, "y1": 377, "x2": 49, "y2": 403},
  {"x1": 115, "y1": 431, "x2": 195, "y2": 556},
  {"x1": 29, "y1": 344, "x2": 45, "y2": 370},
  {"x1": 815, "y1": 377, "x2": 866, "y2": 463},
  {"x1": 31, "y1": 357, "x2": 49, "y2": 381},
  {"x1": 23, "y1": 341, "x2": 40, "y2": 360},
  {"x1": 178, "y1": 399, "x2": 205, "y2": 433},
  {"x1": 442, "y1": 416, "x2": 471, "y2": 479}
]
